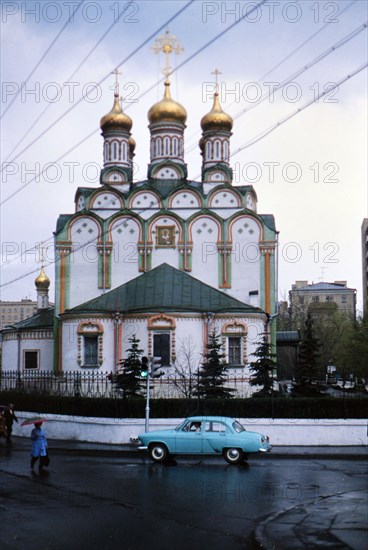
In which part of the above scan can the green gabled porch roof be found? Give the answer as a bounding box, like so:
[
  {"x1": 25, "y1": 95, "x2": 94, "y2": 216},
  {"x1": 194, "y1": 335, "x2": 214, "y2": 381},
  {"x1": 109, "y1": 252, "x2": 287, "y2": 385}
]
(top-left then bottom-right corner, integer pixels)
[{"x1": 66, "y1": 264, "x2": 264, "y2": 315}]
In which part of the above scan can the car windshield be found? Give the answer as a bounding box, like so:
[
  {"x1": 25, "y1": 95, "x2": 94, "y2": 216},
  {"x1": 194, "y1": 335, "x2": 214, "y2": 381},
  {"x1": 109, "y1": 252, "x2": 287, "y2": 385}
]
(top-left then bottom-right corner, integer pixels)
[
  {"x1": 232, "y1": 420, "x2": 246, "y2": 433},
  {"x1": 175, "y1": 420, "x2": 188, "y2": 431}
]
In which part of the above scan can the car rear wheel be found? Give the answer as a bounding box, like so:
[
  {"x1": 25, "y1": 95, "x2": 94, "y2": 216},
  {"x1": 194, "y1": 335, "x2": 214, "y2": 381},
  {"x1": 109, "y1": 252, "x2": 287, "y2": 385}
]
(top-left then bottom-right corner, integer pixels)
[
  {"x1": 149, "y1": 443, "x2": 169, "y2": 463},
  {"x1": 223, "y1": 448, "x2": 244, "y2": 464}
]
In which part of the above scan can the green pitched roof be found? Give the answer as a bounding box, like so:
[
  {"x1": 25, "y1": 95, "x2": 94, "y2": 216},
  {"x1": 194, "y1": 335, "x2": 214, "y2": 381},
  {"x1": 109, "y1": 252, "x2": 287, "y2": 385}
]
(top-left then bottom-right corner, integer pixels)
[
  {"x1": 67, "y1": 264, "x2": 264, "y2": 315},
  {"x1": 2, "y1": 308, "x2": 54, "y2": 332}
]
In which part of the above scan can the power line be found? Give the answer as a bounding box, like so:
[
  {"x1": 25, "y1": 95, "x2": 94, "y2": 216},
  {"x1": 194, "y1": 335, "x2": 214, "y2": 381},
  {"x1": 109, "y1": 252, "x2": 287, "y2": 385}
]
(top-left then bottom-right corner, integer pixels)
[
  {"x1": 1, "y1": 0, "x2": 196, "y2": 169},
  {"x1": 1, "y1": 0, "x2": 268, "y2": 203},
  {"x1": 187, "y1": 61, "x2": 367, "y2": 180},
  {"x1": 2, "y1": 1, "x2": 137, "y2": 163},
  {"x1": 232, "y1": 22, "x2": 367, "y2": 121},
  {"x1": 230, "y1": 62, "x2": 368, "y2": 157},
  {"x1": 0, "y1": 0, "x2": 85, "y2": 121},
  {"x1": 185, "y1": 20, "x2": 367, "y2": 155},
  {"x1": 184, "y1": 11, "x2": 364, "y2": 153}
]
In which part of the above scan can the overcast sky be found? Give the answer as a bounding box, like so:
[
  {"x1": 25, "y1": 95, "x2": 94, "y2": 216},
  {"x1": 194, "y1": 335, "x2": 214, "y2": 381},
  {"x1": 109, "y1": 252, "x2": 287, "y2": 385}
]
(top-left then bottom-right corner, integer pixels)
[{"x1": 1, "y1": 0, "x2": 367, "y2": 312}]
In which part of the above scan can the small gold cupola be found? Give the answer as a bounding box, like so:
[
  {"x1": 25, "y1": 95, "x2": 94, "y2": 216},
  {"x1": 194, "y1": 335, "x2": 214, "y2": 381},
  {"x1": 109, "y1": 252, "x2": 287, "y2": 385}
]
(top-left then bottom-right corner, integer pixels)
[
  {"x1": 100, "y1": 92, "x2": 132, "y2": 133},
  {"x1": 35, "y1": 267, "x2": 50, "y2": 290},
  {"x1": 201, "y1": 92, "x2": 233, "y2": 132},
  {"x1": 200, "y1": 70, "x2": 233, "y2": 184},
  {"x1": 100, "y1": 69, "x2": 133, "y2": 173},
  {"x1": 35, "y1": 265, "x2": 50, "y2": 311}
]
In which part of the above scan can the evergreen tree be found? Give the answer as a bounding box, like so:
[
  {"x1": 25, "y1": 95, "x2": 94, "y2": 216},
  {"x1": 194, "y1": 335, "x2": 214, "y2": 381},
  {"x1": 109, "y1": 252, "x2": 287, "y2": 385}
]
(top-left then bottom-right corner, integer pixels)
[
  {"x1": 195, "y1": 331, "x2": 234, "y2": 399},
  {"x1": 293, "y1": 313, "x2": 321, "y2": 395},
  {"x1": 116, "y1": 335, "x2": 144, "y2": 398},
  {"x1": 249, "y1": 332, "x2": 276, "y2": 396}
]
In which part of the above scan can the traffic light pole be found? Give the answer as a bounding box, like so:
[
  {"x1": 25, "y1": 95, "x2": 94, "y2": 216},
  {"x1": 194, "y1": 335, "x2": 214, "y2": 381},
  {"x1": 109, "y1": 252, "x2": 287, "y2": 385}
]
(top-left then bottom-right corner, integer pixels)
[{"x1": 144, "y1": 357, "x2": 153, "y2": 432}]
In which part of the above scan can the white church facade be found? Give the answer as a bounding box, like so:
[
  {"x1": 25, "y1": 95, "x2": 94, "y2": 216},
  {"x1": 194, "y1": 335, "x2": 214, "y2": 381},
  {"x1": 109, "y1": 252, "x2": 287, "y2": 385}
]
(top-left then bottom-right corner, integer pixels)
[{"x1": 2, "y1": 37, "x2": 278, "y2": 392}]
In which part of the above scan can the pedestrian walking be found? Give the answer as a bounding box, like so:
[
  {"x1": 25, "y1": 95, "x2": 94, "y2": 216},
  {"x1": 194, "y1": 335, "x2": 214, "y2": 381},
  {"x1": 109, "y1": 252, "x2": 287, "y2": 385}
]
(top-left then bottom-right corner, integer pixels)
[
  {"x1": 4, "y1": 403, "x2": 18, "y2": 444},
  {"x1": 30, "y1": 422, "x2": 49, "y2": 473},
  {"x1": 0, "y1": 407, "x2": 7, "y2": 441}
]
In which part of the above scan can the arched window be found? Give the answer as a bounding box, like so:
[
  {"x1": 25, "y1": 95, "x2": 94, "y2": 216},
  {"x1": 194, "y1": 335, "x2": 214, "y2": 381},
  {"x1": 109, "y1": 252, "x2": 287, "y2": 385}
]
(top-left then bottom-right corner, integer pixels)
[
  {"x1": 206, "y1": 141, "x2": 211, "y2": 160},
  {"x1": 122, "y1": 142, "x2": 126, "y2": 161},
  {"x1": 215, "y1": 140, "x2": 220, "y2": 159},
  {"x1": 164, "y1": 137, "x2": 170, "y2": 156},
  {"x1": 156, "y1": 138, "x2": 162, "y2": 157},
  {"x1": 173, "y1": 138, "x2": 178, "y2": 156},
  {"x1": 224, "y1": 141, "x2": 229, "y2": 161},
  {"x1": 113, "y1": 141, "x2": 118, "y2": 160},
  {"x1": 104, "y1": 142, "x2": 109, "y2": 163}
]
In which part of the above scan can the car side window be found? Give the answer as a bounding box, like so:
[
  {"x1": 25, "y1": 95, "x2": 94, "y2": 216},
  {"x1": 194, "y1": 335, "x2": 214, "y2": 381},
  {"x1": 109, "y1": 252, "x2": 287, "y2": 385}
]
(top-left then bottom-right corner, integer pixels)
[
  {"x1": 205, "y1": 422, "x2": 227, "y2": 433},
  {"x1": 182, "y1": 422, "x2": 202, "y2": 432}
]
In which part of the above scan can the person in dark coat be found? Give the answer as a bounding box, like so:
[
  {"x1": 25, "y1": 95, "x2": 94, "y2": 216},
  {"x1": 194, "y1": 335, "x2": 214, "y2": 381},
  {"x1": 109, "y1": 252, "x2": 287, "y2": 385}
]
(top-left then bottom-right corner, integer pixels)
[
  {"x1": 4, "y1": 403, "x2": 18, "y2": 443},
  {"x1": 30, "y1": 422, "x2": 49, "y2": 473}
]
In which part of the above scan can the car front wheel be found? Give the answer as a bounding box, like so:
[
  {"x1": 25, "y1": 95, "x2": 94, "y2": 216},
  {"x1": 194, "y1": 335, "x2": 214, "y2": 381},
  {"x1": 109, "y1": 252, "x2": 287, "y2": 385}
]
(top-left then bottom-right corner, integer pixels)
[
  {"x1": 149, "y1": 443, "x2": 169, "y2": 463},
  {"x1": 223, "y1": 448, "x2": 244, "y2": 464}
]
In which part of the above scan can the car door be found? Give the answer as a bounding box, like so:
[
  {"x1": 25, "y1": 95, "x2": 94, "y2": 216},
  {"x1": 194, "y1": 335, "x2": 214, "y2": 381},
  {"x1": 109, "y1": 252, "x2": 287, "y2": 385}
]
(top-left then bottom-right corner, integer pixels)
[
  {"x1": 175, "y1": 421, "x2": 203, "y2": 454},
  {"x1": 202, "y1": 421, "x2": 229, "y2": 453}
]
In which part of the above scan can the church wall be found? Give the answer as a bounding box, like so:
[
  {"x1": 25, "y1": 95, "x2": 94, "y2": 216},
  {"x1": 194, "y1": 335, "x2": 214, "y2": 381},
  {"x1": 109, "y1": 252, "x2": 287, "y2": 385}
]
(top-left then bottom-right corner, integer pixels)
[
  {"x1": 67, "y1": 217, "x2": 101, "y2": 309},
  {"x1": 1, "y1": 333, "x2": 54, "y2": 371},
  {"x1": 189, "y1": 216, "x2": 220, "y2": 289},
  {"x1": 60, "y1": 313, "x2": 266, "y2": 375},
  {"x1": 110, "y1": 216, "x2": 141, "y2": 288},
  {"x1": 229, "y1": 216, "x2": 262, "y2": 304}
]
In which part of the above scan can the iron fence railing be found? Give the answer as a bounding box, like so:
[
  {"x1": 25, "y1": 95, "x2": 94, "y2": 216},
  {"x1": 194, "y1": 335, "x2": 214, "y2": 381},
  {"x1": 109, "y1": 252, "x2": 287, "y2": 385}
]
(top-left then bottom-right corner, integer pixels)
[
  {"x1": 0, "y1": 370, "x2": 253, "y2": 399},
  {"x1": 3, "y1": 370, "x2": 361, "y2": 399}
]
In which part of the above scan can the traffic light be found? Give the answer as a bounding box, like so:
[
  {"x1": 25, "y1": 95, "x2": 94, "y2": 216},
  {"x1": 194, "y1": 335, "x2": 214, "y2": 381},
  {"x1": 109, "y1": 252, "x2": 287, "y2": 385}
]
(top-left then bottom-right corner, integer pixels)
[
  {"x1": 140, "y1": 356, "x2": 149, "y2": 378},
  {"x1": 151, "y1": 357, "x2": 164, "y2": 378}
]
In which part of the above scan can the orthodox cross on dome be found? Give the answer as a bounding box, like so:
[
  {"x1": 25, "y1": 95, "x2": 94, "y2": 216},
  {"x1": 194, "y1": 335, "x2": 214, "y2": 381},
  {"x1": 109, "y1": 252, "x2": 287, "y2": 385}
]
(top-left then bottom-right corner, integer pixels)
[
  {"x1": 37, "y1": 241, "x2": 46, "y2": 266},
  {"x1": 211, "y1": 68, "x2": 222, "y2": 93},
  {"x1": 111, "y1": 68, "x2": 122, "y2": 95},
  {"x1": 151, "y1": 30, "x2": 183, "y2": 81}
]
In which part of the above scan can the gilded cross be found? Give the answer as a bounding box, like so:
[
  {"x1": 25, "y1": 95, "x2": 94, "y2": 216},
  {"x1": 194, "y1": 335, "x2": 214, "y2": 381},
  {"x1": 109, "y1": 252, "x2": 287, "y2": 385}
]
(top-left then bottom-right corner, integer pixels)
[
  {"x1": 111, "y1": 68, "x2": 122, "y2": 94},
  {"x1": 211, "y1": 69, "x2": 222, "y2": 93},
  {"x1": 151, "y1": 30, "x2": 183, "y2": 80}
]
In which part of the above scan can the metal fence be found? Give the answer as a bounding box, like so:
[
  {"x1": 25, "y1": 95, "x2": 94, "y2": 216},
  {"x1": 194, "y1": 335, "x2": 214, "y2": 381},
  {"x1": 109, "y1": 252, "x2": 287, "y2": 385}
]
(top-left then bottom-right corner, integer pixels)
[{"x1": 0, "y1": 370, "x2": 253, "y2": 399}]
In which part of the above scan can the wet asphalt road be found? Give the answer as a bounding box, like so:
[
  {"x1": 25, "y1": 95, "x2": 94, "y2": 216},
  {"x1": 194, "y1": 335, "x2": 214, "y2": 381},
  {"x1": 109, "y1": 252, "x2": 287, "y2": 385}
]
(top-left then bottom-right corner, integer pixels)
[{"x1": 0, "y1": 442, "x2": 367, "y2": 550}]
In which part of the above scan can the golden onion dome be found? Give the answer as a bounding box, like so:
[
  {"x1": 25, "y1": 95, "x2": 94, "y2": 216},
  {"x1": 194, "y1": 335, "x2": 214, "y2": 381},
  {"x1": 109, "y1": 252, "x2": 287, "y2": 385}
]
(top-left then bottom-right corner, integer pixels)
[
  {"x1": 100, "y1": 93, "x2": 132, "y2": 132},
  {"x1": 148, "y1": 80, "x2": 187, "y2": 125},
  {"x1": 201, "y1": 93, "x2": 233, "y2": 132},
  {"x1": 35, "y1": 267, "x2": 50, "y2": 290}
]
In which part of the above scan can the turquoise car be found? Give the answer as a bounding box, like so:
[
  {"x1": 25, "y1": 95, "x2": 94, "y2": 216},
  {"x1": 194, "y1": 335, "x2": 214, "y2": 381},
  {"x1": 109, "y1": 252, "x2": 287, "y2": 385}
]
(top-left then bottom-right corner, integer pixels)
[{"x1": 138, "y1": 416, "x2": 271, "y2": 464}]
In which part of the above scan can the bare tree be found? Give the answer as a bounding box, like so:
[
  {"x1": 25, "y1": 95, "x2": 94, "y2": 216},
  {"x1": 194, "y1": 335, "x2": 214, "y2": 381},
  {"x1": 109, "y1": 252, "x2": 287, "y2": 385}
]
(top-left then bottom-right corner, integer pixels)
[{"x1": 168, "y1": 336, "x2": 201, "y2": 398}]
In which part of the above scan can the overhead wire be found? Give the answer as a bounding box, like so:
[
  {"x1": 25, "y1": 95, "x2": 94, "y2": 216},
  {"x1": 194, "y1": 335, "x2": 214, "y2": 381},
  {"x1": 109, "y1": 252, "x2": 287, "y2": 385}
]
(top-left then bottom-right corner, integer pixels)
[
  {"x1": 184, "y1": 13, "x2": 365, "y2": 153},
  {"x1": 2, "y1": 1, "x2": 138, "y2": 163},
  {"x1": 0, "y1": 0, "x2": 197, "y2": 170},
  {"x1": 1, "y1": 0, "x2": 268, "y2": 204},
  {"x1": 230, "y1": 61, "x2": 368, "y2": 157},
  {"x1": 0, "y1": 0, "x2": 85, "y2": 121}
]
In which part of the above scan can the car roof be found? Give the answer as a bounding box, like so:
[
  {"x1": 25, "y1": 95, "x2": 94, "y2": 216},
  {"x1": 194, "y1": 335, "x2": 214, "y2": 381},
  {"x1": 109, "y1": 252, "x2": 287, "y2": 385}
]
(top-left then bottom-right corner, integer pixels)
[{"x1": 185, "y1": 416, "x2": 234, "y2": 422}]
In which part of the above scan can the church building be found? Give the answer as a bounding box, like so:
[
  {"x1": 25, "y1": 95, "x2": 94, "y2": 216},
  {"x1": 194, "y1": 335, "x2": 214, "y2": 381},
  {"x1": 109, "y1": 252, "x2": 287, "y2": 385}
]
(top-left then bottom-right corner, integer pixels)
[{"x1": 2, "y1": 33, "x2": 278, "y2": 393}]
